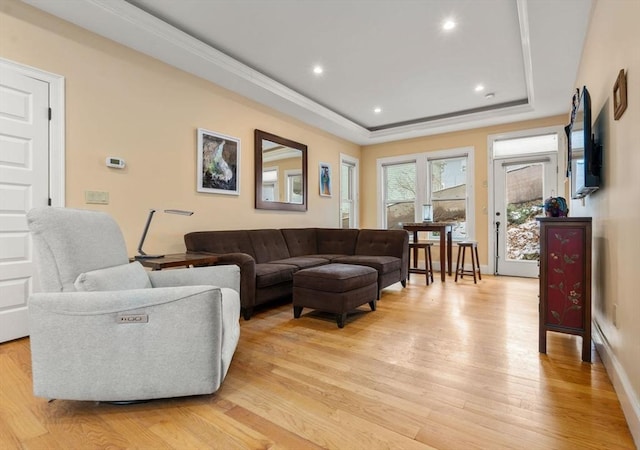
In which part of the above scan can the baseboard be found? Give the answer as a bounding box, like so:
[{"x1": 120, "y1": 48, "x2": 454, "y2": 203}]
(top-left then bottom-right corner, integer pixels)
[{"x1": 592, "y1": 320, "x2": 640, "y2": 447}]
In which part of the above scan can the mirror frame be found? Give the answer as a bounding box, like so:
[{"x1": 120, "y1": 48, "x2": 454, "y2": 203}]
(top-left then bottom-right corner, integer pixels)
[{"x1": 254, "y1": 129, "x2": 308, "y2": 211}]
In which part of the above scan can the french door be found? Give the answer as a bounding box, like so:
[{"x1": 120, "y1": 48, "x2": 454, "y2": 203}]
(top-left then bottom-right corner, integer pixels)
[{"x1": 493, "y1": 154, "x2": 557, "y2": 277}]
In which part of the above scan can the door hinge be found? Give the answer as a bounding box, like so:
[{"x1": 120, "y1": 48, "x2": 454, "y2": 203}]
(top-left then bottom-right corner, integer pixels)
[
  {"x1": 48, "y1": 108, "x2": 52, "y2": 120},
  {"x1": 48, "y1": 198, "x2": 52, "y2": 206}
]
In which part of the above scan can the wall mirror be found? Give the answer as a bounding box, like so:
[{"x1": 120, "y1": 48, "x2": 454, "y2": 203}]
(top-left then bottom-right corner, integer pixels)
[{"x1": 255, "y1": 129, "x2": 307, "y2": 211}]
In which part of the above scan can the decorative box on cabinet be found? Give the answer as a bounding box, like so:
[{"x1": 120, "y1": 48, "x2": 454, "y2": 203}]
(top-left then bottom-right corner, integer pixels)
[{"x1": 537, "y1": 217, "x2": 592, "y2": 362}]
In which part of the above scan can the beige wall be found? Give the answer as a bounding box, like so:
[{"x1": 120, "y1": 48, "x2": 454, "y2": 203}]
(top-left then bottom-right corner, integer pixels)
[
  {"x1": 359, "y1": 115, "x2": 566, "y2": 265},
  {"x1": 570, "y1": 0, "x2": 640, "y2": 439},
  {"x1": 0, "y1": 0, "x2": 359, "y2": 255}
]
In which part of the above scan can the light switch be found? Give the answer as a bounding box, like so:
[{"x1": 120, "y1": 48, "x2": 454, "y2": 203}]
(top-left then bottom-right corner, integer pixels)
[{"x1": 85, "y1": 190, "x2": 109, "y2": 204}]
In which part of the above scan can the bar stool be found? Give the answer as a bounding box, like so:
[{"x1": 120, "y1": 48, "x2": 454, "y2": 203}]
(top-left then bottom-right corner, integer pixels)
[
  {"x1": 408, "y1": 241, "x2": 434, "y2": 285},
  {"x1": 455, "y1": 241, "x2": 481, "y2": 283}
]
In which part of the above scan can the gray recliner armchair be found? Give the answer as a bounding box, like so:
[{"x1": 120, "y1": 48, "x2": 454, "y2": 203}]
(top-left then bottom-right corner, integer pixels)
[{"x1": 26, "y1": 207, "x2": 241, "y2": 402}]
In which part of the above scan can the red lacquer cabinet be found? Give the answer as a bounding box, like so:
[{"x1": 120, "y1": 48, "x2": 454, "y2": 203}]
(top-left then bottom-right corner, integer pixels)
[{"x1": 537, "y1": 217, "x2": 592, "y2": 362}]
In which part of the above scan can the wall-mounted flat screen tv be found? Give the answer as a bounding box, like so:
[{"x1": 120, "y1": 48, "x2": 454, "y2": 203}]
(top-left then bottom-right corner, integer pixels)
[{"x1": 569, "y1": 86, "x2": 601, "y2": 199}]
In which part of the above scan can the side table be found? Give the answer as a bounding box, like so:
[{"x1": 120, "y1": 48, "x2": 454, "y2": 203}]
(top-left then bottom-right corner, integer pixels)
[{"x1": 133, "y1": 253, "x2": 219, "y2": 271}]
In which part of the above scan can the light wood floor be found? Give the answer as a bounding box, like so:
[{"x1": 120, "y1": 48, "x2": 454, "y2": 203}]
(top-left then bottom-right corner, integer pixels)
[{"x1": 0, "y1": 275, "x2": 635, "y2": 449}]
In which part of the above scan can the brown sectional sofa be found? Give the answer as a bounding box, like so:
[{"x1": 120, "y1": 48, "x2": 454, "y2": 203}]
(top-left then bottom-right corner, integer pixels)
[{"x1": 184, "y1": 228, "x2": 409, "y2": 320}]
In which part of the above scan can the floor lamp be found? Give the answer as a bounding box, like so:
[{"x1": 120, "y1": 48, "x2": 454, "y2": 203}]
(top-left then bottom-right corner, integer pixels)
[{"x1": 135, "y1": 209, "x2": 193, "y2": 260}]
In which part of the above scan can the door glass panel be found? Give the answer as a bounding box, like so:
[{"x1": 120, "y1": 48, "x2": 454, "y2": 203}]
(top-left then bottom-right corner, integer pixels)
[{"x1": 505, "y1": 163, "x2": 544, "y2": 261}]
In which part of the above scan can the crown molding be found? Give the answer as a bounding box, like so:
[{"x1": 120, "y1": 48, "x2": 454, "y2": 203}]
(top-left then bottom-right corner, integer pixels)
[{"x1": 23, "y1": 0, "x2": 542, "y2": 145}]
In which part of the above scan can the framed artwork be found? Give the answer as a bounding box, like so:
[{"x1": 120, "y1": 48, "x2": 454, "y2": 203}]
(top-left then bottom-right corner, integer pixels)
[
  {"x1": 613, "y1": 69, "x2": 627, "y2": 121},
  {"x1": 197, "y1": 128, "x2": 240, "y2": 195},
  {"x1": 319, "y1": 162, "x2": 332, "y2": 197}
]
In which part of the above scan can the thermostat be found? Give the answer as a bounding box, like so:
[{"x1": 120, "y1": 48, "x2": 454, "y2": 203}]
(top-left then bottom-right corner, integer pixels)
[{"x1": 106, "y1": 157, "x2": 126, "y2": 169}]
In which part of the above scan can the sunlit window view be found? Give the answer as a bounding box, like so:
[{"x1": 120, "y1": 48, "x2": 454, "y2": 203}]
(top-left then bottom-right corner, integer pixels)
[
  {"x1": 429, "y1": 157, "x2": 467, "y2": 239},
  {"x1": 382, "y1": 154, "x2": 469, "y2": 240},
  {"x1": 505, "y1": 163, "x2": 544, "y2": 261},
  {"x1": 383, "y1": 162, "x2": 416, "y2": 230}
]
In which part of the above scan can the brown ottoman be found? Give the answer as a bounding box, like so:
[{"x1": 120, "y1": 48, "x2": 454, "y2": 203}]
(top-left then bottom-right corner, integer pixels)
[{"x1": 293, "y1": 263, "x2": 378, "y2": 328}]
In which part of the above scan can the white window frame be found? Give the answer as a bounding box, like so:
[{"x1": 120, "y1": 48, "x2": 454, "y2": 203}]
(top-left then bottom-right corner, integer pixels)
[
  {"x1": 377, "y1": 146, "x2": 475, "y2": 240},
  {"x1": 284, "y1": 168, "x2": 302, "y2": 203},
  {"x1": 340, "y1": 154, "x2": 360, "y2": 228},
  {"x1": 262, "y1": 165, "x2": 278, "y2": 202}
]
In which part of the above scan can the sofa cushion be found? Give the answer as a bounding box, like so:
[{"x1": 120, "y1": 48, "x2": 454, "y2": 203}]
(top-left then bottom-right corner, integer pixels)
[
  {"x1": 316, "y1": 228, "x2": 359, "y2": 255},
  {"x1": 74, "y1": 261, "x2": 151, "y2": 292},
  {"x1": 282, "y1": 228, "x2": 318, "y2": 256},
  {"x1": 312, "y1": 254, "x2": 349, "y2": 262},
  {"x1": 255, "y1": 263, "x2": 297, "y2": 288},
  {"x1": 332, "y1": 255, "x2": 401, "y2": 274},
  {"x1": 248, "y1": 230, "x2": 290, "y2": 263},
  {"x1": 270, "y1": 256, "x2": 329, "y2": 270}
]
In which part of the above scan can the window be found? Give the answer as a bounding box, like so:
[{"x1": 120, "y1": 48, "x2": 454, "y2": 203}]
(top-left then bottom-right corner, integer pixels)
[
  {"x1": 427, "y1": 156, "x2": 468, "y2": 239},
  {"x1": 262, "y1": 166, "x2": 278, "y2": 201},
  {"x1": 382, "y1": 161, "x2": 416, "y2": 230},
  {"x1": 340, "y1": 155, "x2": 359, "y2": 228},
  {"x1": 378, "y1": 147, "x2": 474, "y2": 240},
  {"x1": 285, "y1": 169, "x2": 302, "y2": 204},
  {"x1": 493, "y1": 133, "x2": 559, "y2": 158}
]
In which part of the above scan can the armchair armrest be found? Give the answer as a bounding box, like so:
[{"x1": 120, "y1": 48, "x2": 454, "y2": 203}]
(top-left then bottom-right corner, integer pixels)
[
  {"x1": 184, "y1": 252, "x2": 256, "y2": 319},
  {"x1": 148, "y1": 264, "x2": 240, "y2": 292},
  {"x1": 28, "y1": 286, "x2": 225, "y2": 401},
  {"x1": 147, "y1": 268, "x2": 242, "y2": 370}
]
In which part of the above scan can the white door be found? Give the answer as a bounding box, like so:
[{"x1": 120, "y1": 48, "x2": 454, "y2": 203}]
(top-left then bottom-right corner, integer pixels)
[
  {"x1": 0, "y1": 67, "x2": 50, "y2": 342},
  {"x1": 493, "y1": 154, "x2": 557, "y2": 277}
]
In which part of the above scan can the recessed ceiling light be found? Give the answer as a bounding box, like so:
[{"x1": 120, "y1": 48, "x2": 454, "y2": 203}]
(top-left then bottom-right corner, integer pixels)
[
  {"x1": 313, "y1": 65, "x2": 323, "y2": 75},
  {"x1": 475, "y1": 84, "x2": 485, "y2": 92},
  {"x1": 374, "y1": 107, "x2": 382, "y2": 114},
  {"x1": 442, "y1": 19, "x2": 456, "y2": 31}
]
